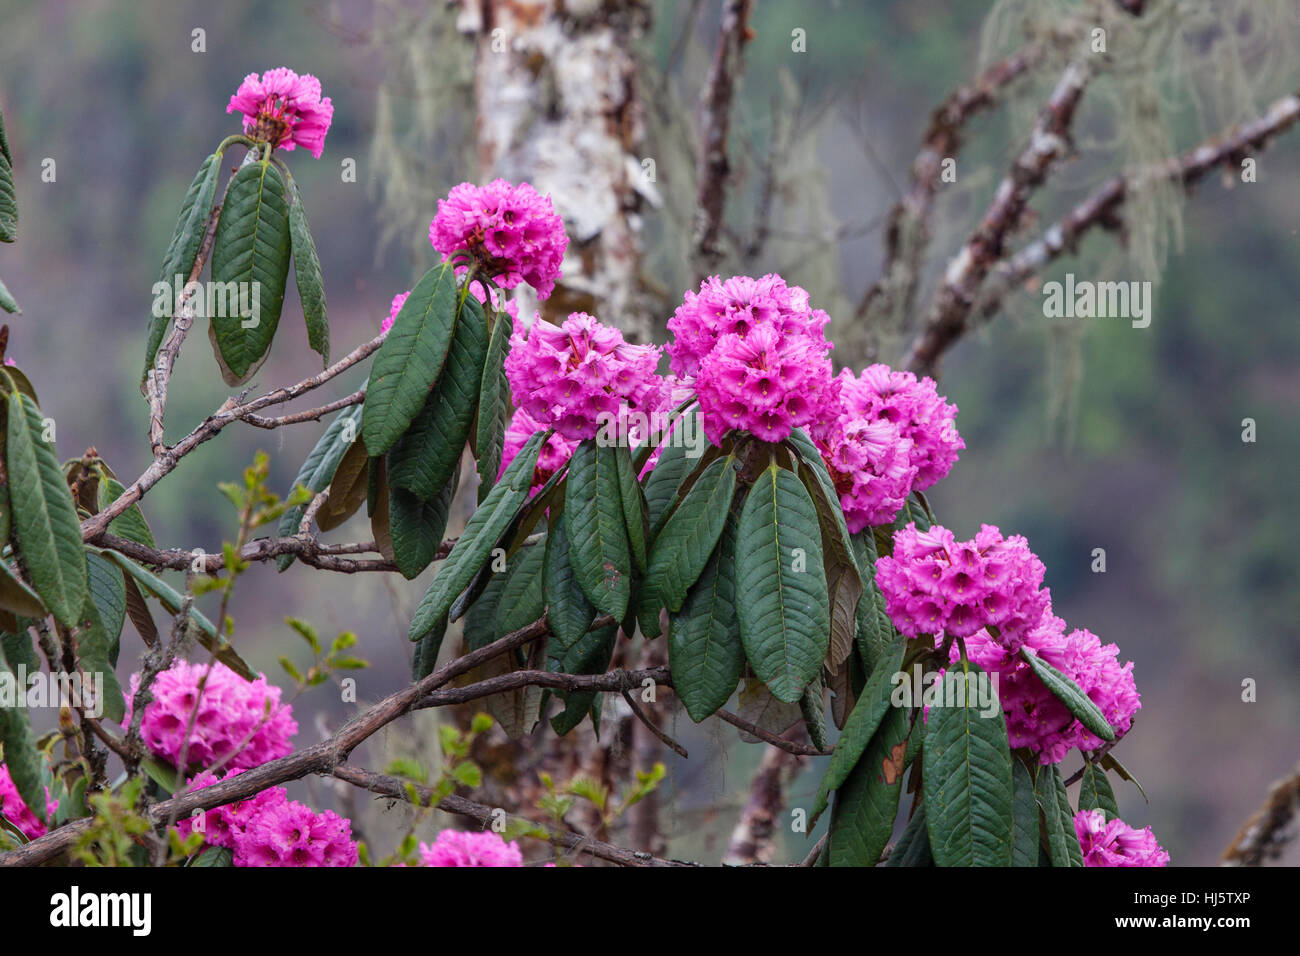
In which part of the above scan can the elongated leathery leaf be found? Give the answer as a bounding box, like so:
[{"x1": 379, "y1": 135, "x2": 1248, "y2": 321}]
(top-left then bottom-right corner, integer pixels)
[
  {"x1": 736, "y1": 463, "x2": 829, "y2": 704},
  {"x1": 361, "y1": 263, "x2": 459, "y2": 457},
  {"x1": 1019, "y1": 645, "x2": 1115, "y2": 743},
  {"x1": 545, "y1": 513, "x2": 597, "y2": 657},
  {"x1": 668, "y1": 514, "x2": 743, "y2": 722},
  {"x1": 390, "y1": 469, "x2": 458, "y2": 580},
  {"x1": 564, "y1": 439, "x2": 632, "y2": 621},
  {"x1": 7, "y1": 392, "x2": 86, "y2": 627},
  {"x1": 408, "y1": 431, "x2": 544, "y2": 642},
  {"x1": 1077, "y1": 760, "x2": 1120, "y2": 821},
  {"x1": 143, "y1": 152, "x2": 223, "y2": 382},
  {"x1": 388, "y1": 293, "x2": 487, "y2": 500},
  {"x1": 96, "y1": 549, "x2": 252, "y2": 681},
  {"x1": 209, "y1": 156, "x2": 291, "y2": 384},
  {"x1": 0, "y1": 647, "x2": 45, "y2": 829},
  {"x1": 1035, "y1": 763, "x2": 1084, "y2": 867},
  {"x1": 275, "y1": 406, "x2": 361, "y2": 571},
  {"x1": 827, "y1": 701, "x2": 910, "y2": 866},
  {"x1": 476, "y1": 304, "x2": 513, "y2": 504},
  {"x1": 923, "y1": 664, "x2": 1015, "y2": 867},
  {"x1": 645, "y1": 455, "x2": 736, "y2": 615},
  {"x1": 1009, "y1": 755, "x2": 1040, "y2": 867},
  {"x1": 287, "y1": 177, "x2": 328, "y2": 364},
  {"x1": 809, "y1": 629, "x2": 907, "y2": 826}
]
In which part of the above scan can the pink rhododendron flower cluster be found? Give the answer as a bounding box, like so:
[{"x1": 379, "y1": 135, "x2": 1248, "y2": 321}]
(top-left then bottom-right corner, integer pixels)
[
  {"x1": 429, "y1": 180, "x2": 568, "y2": 299},
  {"x1": 695, "y1": 324, "x2": 838, "y2": 445},
  {"x1": 847, "y1": 365, "x2": 963, "y2": 490},
  {"x1": 227, "y1": 68, "x2": 334, "y2": 158},
  {"x1": 417, "y1": 828, "x2": 523, "y2": 867},
  {"x1": 124, "y1": 660, "x2": 297, "y2": 773},
  {"x1": 811, "y1": 412, "x2": 917, "y2": 532},
  {"x1": 505, "y1": 311, "x2": 662, "y2": 441},
  {"x1": 174, "y1": 772, "x2": 357, "y2": 868},
  {"x1": 380, "y1": 290, "x2": 411, "y2": 336},
  {"x1": 1074, "y1": 809, "x2": 1169, "y2": 866},
  {"x1": 501, "y1": 406, "x2": 580, "y2": 493},
  {"x1": 666, "y1": 273, "x2": 831, "y2": 378},
  {"x1": 0, "y1": 764, "x2": 57, "y2": 840},
  {"x1": 236, "y1": 798, "x2": 357, "y2": 867},
  {"x1": 875, "y1": 523, "x2": 1051, "y2": 647},
  {"x1": 955, "y1": 610, "x2": 1141, "y2": 763}
]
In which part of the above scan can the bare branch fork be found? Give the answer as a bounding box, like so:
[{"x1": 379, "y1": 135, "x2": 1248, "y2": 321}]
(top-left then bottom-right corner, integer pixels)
[{"x1": 82, "y1": 331, "x2": 385, "y2": 542}]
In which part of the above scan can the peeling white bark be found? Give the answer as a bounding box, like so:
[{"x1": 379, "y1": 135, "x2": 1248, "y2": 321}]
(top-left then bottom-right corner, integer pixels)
[{"x1": 460, "y1": 0, "x2": 655, "y2": 340}]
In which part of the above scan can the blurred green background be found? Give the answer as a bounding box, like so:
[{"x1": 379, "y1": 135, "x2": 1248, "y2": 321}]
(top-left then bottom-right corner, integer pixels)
[{"x1": 0, "y1": 0, "x2": 1295, "y2": 865}]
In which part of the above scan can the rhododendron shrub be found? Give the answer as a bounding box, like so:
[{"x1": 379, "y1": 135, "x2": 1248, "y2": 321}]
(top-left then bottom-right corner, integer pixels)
[{"x1": 0, "y1": 69, "x2": 1165, "y2": 871}]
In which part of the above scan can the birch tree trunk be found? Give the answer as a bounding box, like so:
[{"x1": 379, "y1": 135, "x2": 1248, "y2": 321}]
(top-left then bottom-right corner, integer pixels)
[{"x1": 456, "y1": 0, "x2": 657, "y2": 341}]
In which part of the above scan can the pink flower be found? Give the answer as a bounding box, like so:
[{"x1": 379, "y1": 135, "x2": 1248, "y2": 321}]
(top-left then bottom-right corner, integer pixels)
[
  {"x1": 380, "y1": 291, "x2": 411, "y2": 335},
  {"x1": 943, "y1": 609, "x2": 1141, "y2": 764},
  {"x1": 429, "y1": 180, "x2": 568, "y2": 299},
  {"x1": 694, "y1": 324, "x2": 837, "y2": 445},
  {"x1": 505, "y1": 312, "x2": 662, "y2": 441},
  {"x1": 875, "y1": 523, "x2": 1050, "y2": 648},
  {"x1": 666, "y1": 274, "x2": 832, "y2": 379},
  {"x1": 123, "y1": 661, "x2": 297, "y2": 774},
  {"x1": 1075, "y1": 809, "x2": 1169, "y2": 866},
  {"x1": 174, "y1": 769, "x2": 289, "y2": 852},
  {"x1": 234, "y1": 800, "x2": 358, "y2": 867},
  {"x1": 417, "y1": 829, "x2": 523, "y2": 867},
  {"x1": 501, "y1": 406, "x2": 579, "y2": 493},
  {"x1": 811, "y1": 407, "x2": 917, "y2": 532},
  {"x1": 847, "y1": 365, "x2": 963, "y2": 490},
  {"x1": 227, "y1": 68, "x2": 334, "y2": 158},
  {"x1": 0, "y1": 764, "x2": 57, "y2": 840}
]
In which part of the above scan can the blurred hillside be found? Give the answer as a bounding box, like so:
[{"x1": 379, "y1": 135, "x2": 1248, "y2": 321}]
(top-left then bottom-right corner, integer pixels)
[{"x1": 0, "y1": 0, "x2": 1296, "y2": 865}]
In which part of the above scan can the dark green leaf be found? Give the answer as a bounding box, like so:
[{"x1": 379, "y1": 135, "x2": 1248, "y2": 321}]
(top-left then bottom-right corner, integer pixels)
[
  {"x1": 810, "y1": 629, "x2": 906, "y2": 825},
  {"x1": 0, "y1": 646, "x2": 44, "y2": 828},
  {"x1": 388, "y1": 293, "x2": 487, "y2": 500},
  {"x1": 407, "y1": 432, "x2": 544, "y2": 641},
  {"x1": 885, "y1": 802, "x2": 933, "y2": 867},
  {"x1": 493, "y1": 538, "x2": 547, "y2": 637},
  {"x1": 615, "y1": 444, "x2": 649, "y2": 575},
  {"x1": 389, "y1": 469, "x2": 458, "y2": 580},
  {"x1": 923, "y1": 664, "x2": 1014, "y2": 867},
  {"x1": 143, "y1": 152, "x2": 223, "y2": 382},
  {"x1": 0, "y1": 560, "x2": 44, "y2": 618},
  {"x1": 412, "y1": 612, "x2": 448, "y2": 682},
  {"x1": 564, "y1": 439, "x2": 632, "y2": 620},
  {"x1": 1035, "y1": 763, "x2": 1084, "y2": 867},
  {"x1": 361, "y1": 263, "x2": 459, "y2": 457},
  {"x1": 7, "y1": 392, "x2": 86, "y2": 627},
  {"x1": 1077, "y1": 760, "x2": 1120, "y2": 821},
  {"x1": 1009, "y1": 756, "x2": 1039, "y2": 867},
  {"x1": 209, "y1": 156, "x2": 291, "y2": 384},
  {"x1": 642, "y1": 411, "x2": 703, "y2": 537},
  {"x1": 475, "y1": 305, "x2": 513, "y2": 504},
  {"x1": 736, "y1": 463, "x2": 829, "y2": 704},
  {"x1": 85, "y1": 551, "x2": 126, "y2": 660},
  {"x1": 827, "y1": 701, "x2": 909, "y2": 866},
  {"x1": 544, "y1": 512, "x2": 597, "y2": 656},
  {"x1": 97, "y1": 475, "x2": 156, "y2": 550},
  {"x1": 549, "y1": 623, "x2": 618, "y2": 736},
  {"x1": 1019, "y1": 645, "x2": 1116, "y2": 742},
  {"x1": 73, "y1": 590, "x2": 126, "y2": 723},
  {"x1": 645, "y1": 455, "x2": 736, "y2": 615},
  {"x1": 96, "y1": 549, "x2": 253, "y2": 681},
  {"x1": 668, "y1": 514, "x2": 743, "y2": 722},
  {"x1": 275, "y1": 406, "x2": 361, "y2": 569},
  {"x1": 0, "y1": 276, "x2": 18, "y2": 315},
  {"x1": 287, "y1": 177, "x2": 328, "y2": 365}
]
